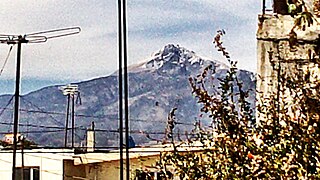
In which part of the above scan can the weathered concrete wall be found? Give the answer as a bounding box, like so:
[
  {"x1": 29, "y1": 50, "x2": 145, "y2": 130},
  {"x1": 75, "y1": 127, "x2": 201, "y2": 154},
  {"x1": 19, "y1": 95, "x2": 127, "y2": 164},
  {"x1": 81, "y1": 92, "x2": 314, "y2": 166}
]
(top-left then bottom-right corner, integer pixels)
[
  {"x1": 83, "y1": 155, "x2": 160, "y2": 180},
  {"x1": 257, "y1": 14, "x2": 320, "y2": 92},
  {"x1": 63, "y1": 159, "x2": 86, "y2": 180},
  {"x1": 256, "y1": 12, "x2": 320, "y2": 121}
]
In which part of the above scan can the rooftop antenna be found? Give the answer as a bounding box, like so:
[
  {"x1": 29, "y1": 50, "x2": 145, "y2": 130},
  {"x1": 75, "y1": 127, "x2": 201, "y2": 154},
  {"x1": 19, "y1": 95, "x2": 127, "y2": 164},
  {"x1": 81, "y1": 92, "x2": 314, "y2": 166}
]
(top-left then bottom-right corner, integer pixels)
[
  {"x1": 0, "y1": 26, "x2": 80, "y2": 180},
  {"x1": 59, "y1": 84, "x2": 80, "y2": 148}
]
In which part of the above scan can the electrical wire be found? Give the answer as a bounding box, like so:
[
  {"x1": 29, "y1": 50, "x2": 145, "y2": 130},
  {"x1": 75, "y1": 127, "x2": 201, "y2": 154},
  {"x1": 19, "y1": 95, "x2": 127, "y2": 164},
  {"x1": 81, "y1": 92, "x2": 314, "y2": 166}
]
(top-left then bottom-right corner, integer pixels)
[
  {"x1": 0, "y1": 107, "x2": 194, "y2": 126},
  {"x1": 0, "y1": 157, "x2": 11, "y2": 164},
  {"x1": 0, "y1": 100, "x2": 193, "y2": 137},
  {"x1": 0, "y1": 129, "x2": 64, "y2": 135},
  {"x1": 26, "y1": 153, "x2": 68, "y2": 161},
  {"x1": 0, "y1": 122, "x2": 64, "y2": 129},
  {"x1": 0, "y1": 125, "x2": 183, "y2": 135},
  {"x1": 0, "y1": 45, "x2": 14, "y2": 76},
  {"x1": 4, "y1": 95, "x2": 186, "y2": 126},
  {"x1": 0, "y1": 95, "x2": 14, "y2": 118},
  {"x1": 0, "y1": 94, "x2": 195, "y2": 152},
  {"x1": 39, "y1": 169, "x2": 91, "y2": 180},
  {"x1": 0, "y1": 146, "x2": 209, "y2": 154},
  {"x1": 20, "y1": 97, "x2": 64, "y2": 126},
  {"x1": 23, "y1": 150, "x2": 159, "y2": 164}
]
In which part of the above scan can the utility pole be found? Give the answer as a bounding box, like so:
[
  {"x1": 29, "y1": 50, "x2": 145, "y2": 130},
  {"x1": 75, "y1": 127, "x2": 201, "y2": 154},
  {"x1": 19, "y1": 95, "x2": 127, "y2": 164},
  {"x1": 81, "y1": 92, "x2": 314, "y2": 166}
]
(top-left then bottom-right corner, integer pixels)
[
  {"x1": 117, "y1": 0, "x2": 124, "y2": 179},
  {"x1": 12, "y1": 36, "x2": 25, "y2": 180},
  {"x1": 123, "y1": 0, "x2": 131, "y2": 178},
  {"x1": 262, "y1": 0, "x2": 266, "y2": 15},
  {"x1": 118, "y1": 0, "x2": 130, "y2": 178},
  {"x1": 0, "y1": 27, "x2": 80, "y2": 180}
]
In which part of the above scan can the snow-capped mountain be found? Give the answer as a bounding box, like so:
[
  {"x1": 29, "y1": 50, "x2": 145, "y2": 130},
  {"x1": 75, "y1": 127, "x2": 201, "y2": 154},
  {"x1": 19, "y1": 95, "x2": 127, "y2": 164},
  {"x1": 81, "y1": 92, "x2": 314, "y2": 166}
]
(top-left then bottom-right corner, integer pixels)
[
  {"x1": 0, "y1": 44, "x2": 255, "y2": 147},
  {"x1": 143, "y1": 44, "x2": 228, "y2": 71}
]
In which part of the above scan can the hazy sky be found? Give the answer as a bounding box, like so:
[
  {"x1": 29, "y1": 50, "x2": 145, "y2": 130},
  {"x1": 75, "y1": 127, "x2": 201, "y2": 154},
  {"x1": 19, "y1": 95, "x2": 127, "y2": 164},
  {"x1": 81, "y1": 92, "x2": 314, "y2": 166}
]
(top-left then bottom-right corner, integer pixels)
[{"x1": 0, "y1": 0, "x2": 261, "y2": 94}]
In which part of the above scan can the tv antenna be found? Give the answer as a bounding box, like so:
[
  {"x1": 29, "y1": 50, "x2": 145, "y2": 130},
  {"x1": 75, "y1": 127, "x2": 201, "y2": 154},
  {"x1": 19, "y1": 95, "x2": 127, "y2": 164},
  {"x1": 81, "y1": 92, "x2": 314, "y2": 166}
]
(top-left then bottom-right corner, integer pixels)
[
  {"x1": 59, "y1": 84, "x2": 81, "y2": 148},
  {"x1": 0, "y1": 26, "x2": 81, "y2": 180}
]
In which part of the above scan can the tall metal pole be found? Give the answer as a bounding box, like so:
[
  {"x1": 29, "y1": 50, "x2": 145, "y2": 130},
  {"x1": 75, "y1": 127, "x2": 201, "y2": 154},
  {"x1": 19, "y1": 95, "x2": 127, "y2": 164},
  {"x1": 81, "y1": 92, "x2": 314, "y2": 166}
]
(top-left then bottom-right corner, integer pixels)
[
  {"x1": 65, "y1": 94, "x2": 70, "y2": 147},
  {"x1": 71, "y1": 95, "x2": 75, "y2": 148},
  {"x1": 12, "y1": 36, "x2": 24, "y2": 180},
  {"x1": 262, "y1": 0, "x2": 266, "y2": 15},
  {"x1": 123, "y1": 0, "x2": 130, "y2": 178},
  {"x1": 21, "y1": 137, "x2": 24, "y2": 180},
  {"x1": 117, "y1": 0, "x2": 124, "y2": 179}
]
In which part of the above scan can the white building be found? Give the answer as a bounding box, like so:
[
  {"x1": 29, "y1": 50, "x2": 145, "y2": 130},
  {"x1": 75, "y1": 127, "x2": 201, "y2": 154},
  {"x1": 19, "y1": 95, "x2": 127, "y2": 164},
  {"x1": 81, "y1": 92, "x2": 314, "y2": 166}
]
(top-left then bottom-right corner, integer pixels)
[
  {"x1": 0, "y1": 142, "x2": 207, "y2": 179},
  {"x1": 0, "y1": 149, "x2": 76, "y2": 179}
]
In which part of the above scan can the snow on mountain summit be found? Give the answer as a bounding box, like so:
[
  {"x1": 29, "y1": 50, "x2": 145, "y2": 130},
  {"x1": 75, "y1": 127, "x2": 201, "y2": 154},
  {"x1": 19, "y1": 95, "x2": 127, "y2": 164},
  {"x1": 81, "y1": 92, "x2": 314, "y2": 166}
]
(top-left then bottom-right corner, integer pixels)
[
  {"x1": 143, "y1": 44, "x2": 228, "y2": 71},
  {"x1": 146, "y1": 44, "x2": 199, "y2": 68}
]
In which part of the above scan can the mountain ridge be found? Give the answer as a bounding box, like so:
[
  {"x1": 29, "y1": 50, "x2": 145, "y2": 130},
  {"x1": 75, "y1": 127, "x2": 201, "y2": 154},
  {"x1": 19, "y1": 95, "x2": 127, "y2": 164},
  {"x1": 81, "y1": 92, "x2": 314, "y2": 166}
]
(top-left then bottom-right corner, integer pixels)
[{"x1": 0, "y1": 44, "x2": 255, "y2": 147}]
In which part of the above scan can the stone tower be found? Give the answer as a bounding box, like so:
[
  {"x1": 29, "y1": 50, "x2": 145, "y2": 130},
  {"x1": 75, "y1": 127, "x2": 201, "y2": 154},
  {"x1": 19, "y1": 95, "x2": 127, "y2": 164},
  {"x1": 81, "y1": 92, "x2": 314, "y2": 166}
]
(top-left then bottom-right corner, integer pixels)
[{"x1": 256, "y1": 0, "x2": 320, "y2": 120}]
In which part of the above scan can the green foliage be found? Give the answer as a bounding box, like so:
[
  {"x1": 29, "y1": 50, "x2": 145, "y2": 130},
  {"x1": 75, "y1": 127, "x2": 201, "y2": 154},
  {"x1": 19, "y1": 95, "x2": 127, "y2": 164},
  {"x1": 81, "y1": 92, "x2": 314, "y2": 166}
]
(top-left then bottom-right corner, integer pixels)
[
  {"x1": 254, "y1": 64, "x2": 320, "y2": 178},
  {"x1": 134, "y1": 29, "x2": 320, "y2": 179},
  {"x1": 145, "y1": 31, "x2": 257, "y2": 179},
  {"x1": 0, "y1": 140, "x2": 9, "y2": 147},
  {"x1": 133, "y1": 4, "x2": 320, "y2": 178},
  {"x1": 294, "y1": 11, "x2": 315, "y2": 31},
  {"x1": 290, "y1": 0, "x2": 317, "y2": 47},
  {"x1": 132, "y1": 169, "x2": 153, "y2": 180}
]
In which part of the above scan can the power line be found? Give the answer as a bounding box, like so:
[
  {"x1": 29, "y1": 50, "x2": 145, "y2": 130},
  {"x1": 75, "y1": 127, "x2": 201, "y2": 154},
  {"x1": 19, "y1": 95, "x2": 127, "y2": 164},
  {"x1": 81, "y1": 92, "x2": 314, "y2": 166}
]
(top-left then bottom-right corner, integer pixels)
[
  {"x1": 0, "y1": 94, "x2": 194, "y2": 149},
  {"x1": 0, "y1": 107, "x2": 194, "y2": 124},
  {"x1": 0, "y1": 94, "x2": 194, "y2": 126},
  {"x1": 0, "y1": 125, "x2": 177, "y2": 135},
  {"x1": 0, "y1": 95, "x2": 14, "y2": 118},
  {"x1": 0, "y1": 106, "x2": 195, "y2": 126},
  {"x1": 0, "y1": 117, "x2": 187, "y2": 136},
  {"x1": 0, "y1": 145, "x2": 210, "y2": 154},
  {"x1": 0, "y1": 45, "x2": 14, "y2": 76},
  {"x1": 0, "y1": 122, "x2": 65, "y2": 130},
  {"x1": 0, "y1": 122, "x2": 184, "y2": 135},
  {"x1": 0, "y1": 129, "x2": 64, "y2": 135},
  {"x1": 20, "y1": 97, "x2": 64, "y2": 127}
]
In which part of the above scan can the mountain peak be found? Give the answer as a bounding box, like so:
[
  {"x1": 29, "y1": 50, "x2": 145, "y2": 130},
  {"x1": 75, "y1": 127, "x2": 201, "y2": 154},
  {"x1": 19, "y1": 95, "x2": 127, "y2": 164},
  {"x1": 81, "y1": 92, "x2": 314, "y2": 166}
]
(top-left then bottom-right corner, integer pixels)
[
  {"x1": 126, "y1": 44, "x2": 229, "y2": 74},
  {"x1": 144, "y1": 44, "x2": 203, "y2": 69}
]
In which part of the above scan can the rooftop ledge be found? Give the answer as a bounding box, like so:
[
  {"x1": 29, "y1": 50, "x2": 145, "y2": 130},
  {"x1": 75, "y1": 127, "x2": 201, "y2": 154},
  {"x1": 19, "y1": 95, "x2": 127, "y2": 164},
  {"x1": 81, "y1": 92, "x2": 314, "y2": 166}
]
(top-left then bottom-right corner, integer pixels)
[{"x1": 257, "y1": 14, "x2": 320, "y2": 41}]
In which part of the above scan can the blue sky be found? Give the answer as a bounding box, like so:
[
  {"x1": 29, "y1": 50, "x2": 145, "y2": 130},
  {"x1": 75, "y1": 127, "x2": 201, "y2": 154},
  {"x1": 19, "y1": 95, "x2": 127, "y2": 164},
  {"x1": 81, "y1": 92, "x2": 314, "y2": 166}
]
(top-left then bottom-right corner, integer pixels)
[{"x1": 0, "y1": 0, "x2": 261, "y2": 94}]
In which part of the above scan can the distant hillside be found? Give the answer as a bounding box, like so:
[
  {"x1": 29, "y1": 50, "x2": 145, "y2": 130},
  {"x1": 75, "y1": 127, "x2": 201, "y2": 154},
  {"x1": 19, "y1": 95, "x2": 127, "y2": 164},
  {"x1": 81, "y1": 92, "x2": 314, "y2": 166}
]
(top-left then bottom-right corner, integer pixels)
[{"x1": 0, "y1": 44, "x2": 256, "y2": 147}]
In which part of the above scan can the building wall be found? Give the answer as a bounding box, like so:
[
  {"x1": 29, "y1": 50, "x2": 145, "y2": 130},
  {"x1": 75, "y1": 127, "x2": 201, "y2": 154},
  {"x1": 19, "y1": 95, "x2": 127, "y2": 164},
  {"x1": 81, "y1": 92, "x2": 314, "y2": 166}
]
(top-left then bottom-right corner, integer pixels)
[
  {"x1": 0, "y1": 151, "x2": 65, "y2": 179},
  {"x1": 83, "y1": 155, "x2": 160, "y2": 180},
  {"x1": 257, "y1": 14, "x2": 316, "y2": 96},
  {"x1": 63, "y1": 159, "x2": 87, "y2": 180},
  {"x1": 256, "y1": 12, "x2": 320, "y2": 120}
]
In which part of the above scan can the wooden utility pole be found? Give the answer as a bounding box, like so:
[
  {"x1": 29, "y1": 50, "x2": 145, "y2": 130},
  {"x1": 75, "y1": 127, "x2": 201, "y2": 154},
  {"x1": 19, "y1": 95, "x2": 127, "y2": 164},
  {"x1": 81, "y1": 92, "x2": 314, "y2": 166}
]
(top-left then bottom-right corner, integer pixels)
[{"x1": 11, "y1": 36, "x2": 26, "y2": 180}]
